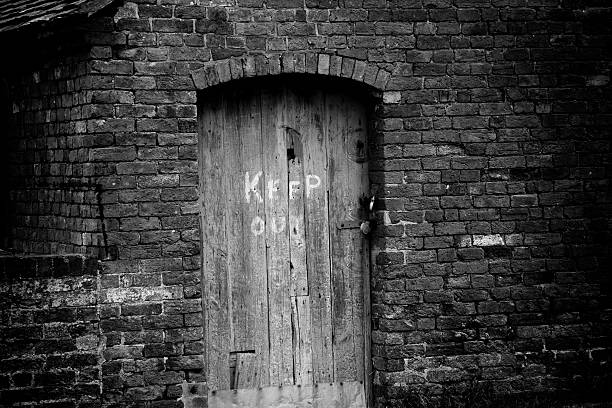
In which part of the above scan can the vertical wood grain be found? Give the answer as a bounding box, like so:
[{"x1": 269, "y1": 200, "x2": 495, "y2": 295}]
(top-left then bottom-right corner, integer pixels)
[
  {"x1": 291, "y1": 295, "x2": 313, "y2": 385},
  {"x1": 237, "y1": 89, "x2": 269, "y2": 387},
  {"x1": 262, "y1": 87, "x2": 294, "y2": 386},
  {"x1": 286, "y1": 89, "x2": 313, "y2": 386},
  {"x1": 345, "y1": 94, "x2": 370, "y2": 390},
  {"x1": 224, "y1": 92, "x2": 247, "y2": 352},
  {"x1": 233, "y1": 352, "x2": 257, "y2": 389},
  {"x1": 298, "y1": 88, "x2": 334, "y2": 383},
  {"x1": 286, "y1": 122, "x2": 308, "y2": 298},
  {"x1": 327, "y1": 91, "x2": 358, "y2": 382},
  {"x1": 200, "y1": 95, "x2": 231, "y2": 391}
]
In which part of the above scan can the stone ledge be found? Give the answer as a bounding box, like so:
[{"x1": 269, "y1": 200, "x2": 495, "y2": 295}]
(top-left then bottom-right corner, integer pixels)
[{"x1": 191, "y1": 52, "x2": 390, "y2": 92}]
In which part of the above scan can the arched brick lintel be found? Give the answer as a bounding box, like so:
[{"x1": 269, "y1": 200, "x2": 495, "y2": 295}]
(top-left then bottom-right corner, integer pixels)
[{"x1": 190, "y1": 52, "x2": 390, "y2": 92}]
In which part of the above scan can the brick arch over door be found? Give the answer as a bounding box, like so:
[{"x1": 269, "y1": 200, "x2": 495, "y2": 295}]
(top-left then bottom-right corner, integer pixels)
[{"x1": 190, "y1": 52, "x2": 390, "y2": 92}]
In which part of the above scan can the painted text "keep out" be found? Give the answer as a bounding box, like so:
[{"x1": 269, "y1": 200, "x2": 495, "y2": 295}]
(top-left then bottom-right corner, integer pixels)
[{"x1": 244, "y1": 171, "x2": 321, "y2": 236}]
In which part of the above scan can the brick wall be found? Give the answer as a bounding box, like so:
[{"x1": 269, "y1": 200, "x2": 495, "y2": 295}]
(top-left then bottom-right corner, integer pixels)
[
  {"x1": 0, "y1": 254, "x2": 101, "y2": 407},
  {"x1": 1, "y1": 0, "x2": 611, "y2": 407},
  {"x1": 1, "y1": 23, "x2": 107, "y2": 256}
]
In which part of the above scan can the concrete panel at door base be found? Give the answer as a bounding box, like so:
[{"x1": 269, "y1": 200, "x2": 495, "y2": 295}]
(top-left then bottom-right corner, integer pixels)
[{"x1": 208, "y1": 380, "x2": 366, "y2": 408}]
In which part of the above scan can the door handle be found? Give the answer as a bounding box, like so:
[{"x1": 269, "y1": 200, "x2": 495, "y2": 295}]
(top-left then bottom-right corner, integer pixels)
[{"x1": 360, "y1": 220, "x2": 372, "y2": 235}]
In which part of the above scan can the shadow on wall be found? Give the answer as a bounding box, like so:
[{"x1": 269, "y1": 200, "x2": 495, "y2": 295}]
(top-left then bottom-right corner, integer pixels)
[
  {"x1": 0, "y1": 18, "x2": 109, "y2": 257},
  {"x1": 0, "y1": 78, "x2": 13, "y2": 249},
  {"x1": 0, "y1": 254, "x2": 102, "y2": 406}
]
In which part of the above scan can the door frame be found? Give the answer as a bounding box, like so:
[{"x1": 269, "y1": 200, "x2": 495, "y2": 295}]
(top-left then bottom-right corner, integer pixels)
[{"x1": 197, "y1": 75, "x2": 379, "y2": 407}]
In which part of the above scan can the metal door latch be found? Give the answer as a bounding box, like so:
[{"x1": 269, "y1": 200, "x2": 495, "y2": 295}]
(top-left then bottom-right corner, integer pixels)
[
  {"x1": 337, "y1": 195, "x2": 377, "y2": 236},
  {"x1": 337, "y1": 219, "x2": 374, "y2": 235},
  {"x1": 337, "y1": 220, "x2": 361, "y2": 230}
]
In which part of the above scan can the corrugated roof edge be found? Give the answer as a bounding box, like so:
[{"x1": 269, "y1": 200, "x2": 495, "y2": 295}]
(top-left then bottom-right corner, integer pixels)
[{"x1": 0, "y1": 0, "x2": 116, "y2": 34}]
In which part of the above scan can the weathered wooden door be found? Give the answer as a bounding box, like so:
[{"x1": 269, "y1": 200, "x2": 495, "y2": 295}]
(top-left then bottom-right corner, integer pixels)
[{"x1": 199, "y1": 79, "x2": 371, "y2": 407}]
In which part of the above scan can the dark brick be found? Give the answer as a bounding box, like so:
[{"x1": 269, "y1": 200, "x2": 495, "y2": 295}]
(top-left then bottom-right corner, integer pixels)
[
  {"x1": 1, "y1": 2, "x2": 611, "y2": 406},
  {"x1": 122, "y1": 303, "x2": 162, "y2": 316},
  {"x1": 151, "y1": 19, "x2": 194, "y2": 33},
  {"x1": 166, "y1": 356, "x2": 204, "y2": 370},
  {"x1": 143, "y1": 342, "x2": 182, "y2": 357}
]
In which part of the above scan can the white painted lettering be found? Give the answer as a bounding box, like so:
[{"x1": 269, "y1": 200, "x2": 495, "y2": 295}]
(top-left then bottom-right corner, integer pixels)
[
  {"x1": 271, "y1": 217, "x2": 286, "y2": 233},
  {"x1": 305, "y1": 174, "x2": 321, "y2": 198},
  {"x1": 250, "y1": 216, "x2": 265, "y2": 236},
  {"x1": 289, "y1": 180, "x2": 301, "y2": 200},
  {"x1": 268, "y1": 178, "x2": 280, "y2": 200},
  {"x1": 245, "y1": 171, "x2": 263, "y2": 203},
  {"x1": 289, "y1": 216, "x2": 300, "y2": 235}
]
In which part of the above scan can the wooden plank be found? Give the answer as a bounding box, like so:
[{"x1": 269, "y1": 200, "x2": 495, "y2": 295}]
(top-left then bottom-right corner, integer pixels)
[
  {"x1": 326, "y1": 90, "x2": 370, "y2": 393},
  {"x1": 233, "y1": 352, "x2": 257, "y2": 389},
  {"x1": 326, "y1": 92, "x2": 358, "y2": 382},
  {"x1": 237, "y1": 88, "x2": 270, "y2": 388},
  {"x1": 345, "y1": 95, "x2": 372, "y2": 407},
  {"x1": 291, "y1": 295, "x2": 313, "y2": 385},
  {"x1": 223, "y1": 92, "x2": 248, "y2": 353},
  {"x1": 261, "y1": 86, "x2": 294, "y2": 386},
  {"x1": 332, "y1": 90, "x2": 372, "y2": 404},
  {"x1": 200, "y1": 94, "x2": 231, "y2": 391},
  {"x1": 285, "y1": 94, "x2": 313, "y2": 386},
  {"x1": 286, "y1": 125, "x2": 308, "y2": 297},
  {"x1": 297, "y1": 87, "x2": 334, "y2": 383},
  {"x1": 344, "y1": 93, "x2": 370, "y2": 392}
]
